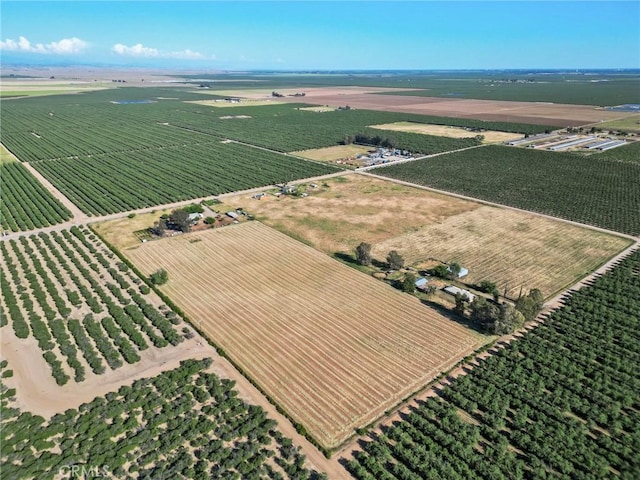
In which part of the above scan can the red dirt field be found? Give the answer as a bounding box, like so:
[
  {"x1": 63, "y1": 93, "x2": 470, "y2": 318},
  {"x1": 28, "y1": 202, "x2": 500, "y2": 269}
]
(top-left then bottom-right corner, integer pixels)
[{"x1": 274, "y1": 92, "x2": 634, "y2": 127}]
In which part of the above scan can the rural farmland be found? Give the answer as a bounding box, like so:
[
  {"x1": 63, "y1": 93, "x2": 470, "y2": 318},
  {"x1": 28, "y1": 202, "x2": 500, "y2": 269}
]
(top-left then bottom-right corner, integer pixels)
[
  {"x1": 241, "y1": 175, "x2": 631, "y2": 299},
  {"x1": 376, "y1": 145, "x2": 640, "y2": 236},
  {"x1": 345, "y1": 249, "x2": 640, "y2": 479},
  {"x1": 1, "y1": 7, "x2": 639, "y2": 475},
  {"x1": 125, "y1": 222, "x2": 490, "y2": 450}
]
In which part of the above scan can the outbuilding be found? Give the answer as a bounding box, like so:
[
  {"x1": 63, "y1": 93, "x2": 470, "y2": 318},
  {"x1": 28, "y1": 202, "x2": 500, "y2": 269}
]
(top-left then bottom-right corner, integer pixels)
[
  {"x1": 226, "y1": 211, "x2": 238, "y2": 219},
  {"x1": 443, "y1": 286, "x2": 475, "y2": 302}
]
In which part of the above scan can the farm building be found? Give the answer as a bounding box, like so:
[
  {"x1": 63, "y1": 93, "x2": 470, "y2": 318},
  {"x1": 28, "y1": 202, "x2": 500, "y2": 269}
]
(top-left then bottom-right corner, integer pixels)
[
  {"x1": 547, "y1": 136, "x2": 596, "y2": 151},
  {"x1": 597, "y1": 140, "x2": 627, "y2": 151},
  {"x1": 443, "y1": 286, "x2": 475, "y2": 302},
  {"x1": 415, "y1": 277, "x2": 429, "y2": 290},
  {"x1": 226, "y1": 211, "x2": 238, "y2": 219},
  {"x1": 447, "y1": 266, "x2": 469, "y2": 278},
  {"x1": 188, "y1": 213, "x2": 203, "y2": 223}
]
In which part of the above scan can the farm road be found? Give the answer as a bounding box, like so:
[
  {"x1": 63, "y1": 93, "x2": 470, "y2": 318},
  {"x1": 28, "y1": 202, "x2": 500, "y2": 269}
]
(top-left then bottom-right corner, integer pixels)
[
  {"x1": 357, "y1": 143, "x2": 486, "y2": 172},
  {"x1": 0, "y1": 169, "x2": 354, "y2": 242}
]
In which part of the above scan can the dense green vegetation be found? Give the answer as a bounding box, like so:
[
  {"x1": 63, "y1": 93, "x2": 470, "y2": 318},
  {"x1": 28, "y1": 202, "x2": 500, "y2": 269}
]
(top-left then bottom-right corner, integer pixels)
[
  {"x1": 180, "y1": 71, "x2": 640, "y2": 106},
  {"x1": 590, "y1": 141, "x2": 640, "y2": 164},
  {"x1": 346, "y1": 249, "x2": 640, "y2": 479},
  {"x1": 0, "y1": 227, "x2": 183, "y2": 384},
  {"x1": 31, "y1": 141, "x2": 338, "y2": 215},
  {"x1": 1, "y1": 88, "x2": 554, "y2": 215},
  {"x1": 376, "y1": 145, "x2": 640, "y2": 236},
  {"x1": 0, "y1": 358, "x2": 326, "y2": 479},
  {"x1": 0, "y1": 162, "x2": 71, "y2": 231}
]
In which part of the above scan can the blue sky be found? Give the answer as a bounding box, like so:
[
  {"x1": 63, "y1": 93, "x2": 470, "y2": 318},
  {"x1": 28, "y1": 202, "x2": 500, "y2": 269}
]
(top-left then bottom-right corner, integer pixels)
[{"x1": 1, "y1": 1, "x2": 639, "y2": 70}]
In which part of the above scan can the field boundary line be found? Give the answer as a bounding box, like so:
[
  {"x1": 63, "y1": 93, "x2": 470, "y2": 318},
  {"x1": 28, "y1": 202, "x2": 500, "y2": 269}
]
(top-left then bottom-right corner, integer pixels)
[
  {"x1": 357, "y1": 170, "x2": 638, "y2": 242},
  {"x1": 357, "y1": 143, "x2": 487, "y2": 172},
  {"x1": 0, "y1": 170, "x2": 353, "y2": 242},
  {"x1": 20, "y1": 161, "x2": 89, "y2": 223}
]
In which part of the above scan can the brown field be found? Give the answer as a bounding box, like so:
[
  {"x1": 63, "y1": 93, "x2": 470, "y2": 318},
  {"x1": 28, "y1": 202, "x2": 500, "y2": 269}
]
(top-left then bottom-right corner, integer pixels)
[
  {"x1": 293, "y1": 144, "x2": 372, "y2": 162},
  {"x1": 298, "y1": 106, "x2": 337, "y2": 112},
  {"x1": 207, "y1": 86, "x2": 416, "y2": 100},
  {"x1": 93, "y1": 209, "x2": 172, "y2": 250},
  {"x1": 125, "y1": 222, "x2": 488, "y2": 449},
  {"x1": 373, "y1": 205, "x2": 631, "y2": 299},
  {"x1": 244, "y1": 175, "x2": 478, "y2": 254},
  {"x1": 274, "y1": 91, "x2": 637, "y2": 127},
  {"x1": 370, "y1": 121, "x2": 518, "y2": 143},
  {"x1": 232, "y1": 175, "x2": 630, "y2": 300},
  {"x1": 186, "y1": 99, "x2": 285, "y2": 108}
]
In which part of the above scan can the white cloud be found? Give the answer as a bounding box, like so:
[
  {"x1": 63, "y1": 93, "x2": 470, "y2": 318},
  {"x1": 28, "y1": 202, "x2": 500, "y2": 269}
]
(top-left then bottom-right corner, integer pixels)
[
  {"x1": 47, "y1": 37, "x2": 89, "y2": 54},
  {"x1": 112, "y1": 43, "x2": 208, "y2": 60},
  {"x1": 0, "y1": 36, "x2": 87, "y2": 54},
  {"x1": 111, "y1": 43, "x2": 159, "y2": 57}
]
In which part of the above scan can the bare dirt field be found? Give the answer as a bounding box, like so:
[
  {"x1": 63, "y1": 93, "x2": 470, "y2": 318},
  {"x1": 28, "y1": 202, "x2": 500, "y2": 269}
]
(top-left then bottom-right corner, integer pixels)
[
  {"x1": 298, "y1": 106, "x2": 337, "y2": 112},
  {"x1": 125, "y1": 222, "x2": 488, "y2": 449},
  {"x1": 293, "y1": 144, "x2": 372, "y2": 162},
  {"x1": 275, "y1": 91, "x2": 637, "y2": 127},
  {"x1": 373, "y1": 205, "x2": 631, "y2": 299},
  {"x1": 208, "y1": 86, "x2": 417, "y2": 100},
  {"x1": 370, "y1": 121, "x2": 518, "y2": 143},
  {"x1": 186, "y1": 99, "x2": 286, "y2": 108},
  {"x1": 241, "y1": 175, "x2": 479, "y2": 254}
]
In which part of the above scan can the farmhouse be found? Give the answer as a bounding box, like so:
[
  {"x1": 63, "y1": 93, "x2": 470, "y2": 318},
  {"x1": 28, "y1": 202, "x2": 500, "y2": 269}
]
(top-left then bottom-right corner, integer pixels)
[
  {"x1": 443, "y1": 285, "x2": 475, "y2": 302},
  {"x1": 415, "y1": 277, "x2": 429, "y2": 290}
]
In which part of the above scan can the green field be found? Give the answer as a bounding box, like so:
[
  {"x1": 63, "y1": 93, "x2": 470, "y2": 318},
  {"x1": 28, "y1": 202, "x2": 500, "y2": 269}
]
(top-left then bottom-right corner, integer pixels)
[
  {"x1": 31, "y1": 142, "x2": 339, "y2": 215},
  {"x1": 0, "y1": 358, "x2": 323, "y2": 479},
  {"x1": 179, "y1": 71, "x2": 640, "y2": 106},
  {"x1": 590, "y1": 141, "x2": 640, "y2": 163},
  {"x1": 0, "y1": 88, "x2": 551, "y2": 163},
  {"x1": 375, "y1": 145, "x2": 640, "y2": 236},
  {"x1": 586, "y1": 115, "x2": 640, "y2": 133},
  {"x1": 346, "y1": 249, "x2": 640, "y2": 479},
  {"x1": 0, "y1": 162, "x2": 72, "y2": 231}
]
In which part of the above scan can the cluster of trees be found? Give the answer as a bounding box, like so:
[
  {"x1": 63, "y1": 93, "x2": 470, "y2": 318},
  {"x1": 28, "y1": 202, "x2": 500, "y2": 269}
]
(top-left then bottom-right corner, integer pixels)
[
  {"x1": 345, "y1": 133, "x2": 397, "y2": 149},
  {"x1": 465, "y1": 288, "x2": 542, "y2": 334},
  {"x1": 347, "y1": 250, "x2": 640, "y2": 480},
  {"x1": 0, "y1": 358, "x2": 325, "y2": 479},
  {"x1": 355, "y1": 243, "x2": 406, "y2": 271}
]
